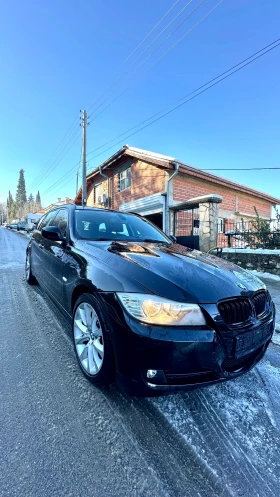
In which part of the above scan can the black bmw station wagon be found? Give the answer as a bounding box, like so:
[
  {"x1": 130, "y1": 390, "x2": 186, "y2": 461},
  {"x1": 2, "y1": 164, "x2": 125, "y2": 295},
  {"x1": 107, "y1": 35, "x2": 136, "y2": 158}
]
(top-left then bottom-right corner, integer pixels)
[{"x1": 26, "y1": 204, "x2": 275, "y2": 395}]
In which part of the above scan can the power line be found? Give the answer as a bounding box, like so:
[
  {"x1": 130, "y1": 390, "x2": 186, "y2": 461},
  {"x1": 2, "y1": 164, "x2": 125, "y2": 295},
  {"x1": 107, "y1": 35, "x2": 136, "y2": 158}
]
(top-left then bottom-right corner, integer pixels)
[
  {"x1": 28, "y1": 115, "x2": 80, "y2": 191},
  {"x1": 201, "y1": 167, "x2": 280, "y2": 170},
  {"x1": 85, "y1": 37, "x2": 280, "y2": 161},
  {"x1": 91, "y1": 0, "x2": 224, "y2": 121},
  {"x1": 85, "y1": 38, "x2": 280, "y2": 166},
  {"x1": 42, "y1": 158, "x2": 82, "y2": 195},
  {"x1": 88, "y1": 0, "x2": 182, "y2": 112},
  {"x1": 88, "y1": 0, "x2": 195, "y2": 114},
  {"x1": 89, "y1": 0, "x2": 211, "y2": 118},
  {"x1": 31, "y1": 127, "x2": 81, "y2": 193},
  {"x1": 40, "y1": 0, "x2": 209, "y2": 195},
  {"x1": 41, "y1": 39, "x2": 280, "y2": 196},
  {"x1": 48, "y1": 171, "x2": 79, "y2": 199},
  {"x1": 31, "y1": 1, "x2": 220, "y2": 195},
  {"x1": 31, "y1": 1, "x2": 185, "y2": 194}
]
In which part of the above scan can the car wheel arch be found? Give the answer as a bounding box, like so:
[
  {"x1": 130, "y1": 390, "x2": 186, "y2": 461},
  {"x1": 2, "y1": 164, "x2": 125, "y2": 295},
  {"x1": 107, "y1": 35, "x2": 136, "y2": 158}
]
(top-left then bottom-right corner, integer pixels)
[{"x1": 71, "y1": 283, "x2": 97, "y2": 312}]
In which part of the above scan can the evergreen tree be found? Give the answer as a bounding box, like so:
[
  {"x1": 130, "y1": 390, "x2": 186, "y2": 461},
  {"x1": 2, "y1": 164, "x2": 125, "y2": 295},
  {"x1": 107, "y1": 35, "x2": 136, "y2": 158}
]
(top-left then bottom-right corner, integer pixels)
[
  {"x1": 7, "y1": 190, "x2": 13, "y2": 209},
  {"x1": 36, "y1": 190, "x2": 41, "y2": 209},
  {"x1": 16, "y1": 169, "x2": 27, "y2": 206},
  {"x1": 28, "y1": 193, "x2": 34, "y2": 203},
  {"x1": 6, "y1": 190, "x2": 17, "y2": 221}
]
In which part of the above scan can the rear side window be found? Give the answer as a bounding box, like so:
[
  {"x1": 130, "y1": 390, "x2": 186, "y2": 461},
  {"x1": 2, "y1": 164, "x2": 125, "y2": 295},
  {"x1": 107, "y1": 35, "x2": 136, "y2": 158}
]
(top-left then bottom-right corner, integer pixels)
[
  {"x1": 37, "y1": 210, "x2": 58, "y2": 230},
  {"x1": 52, "y1": 209, "x2": 68, "y2": 238}
]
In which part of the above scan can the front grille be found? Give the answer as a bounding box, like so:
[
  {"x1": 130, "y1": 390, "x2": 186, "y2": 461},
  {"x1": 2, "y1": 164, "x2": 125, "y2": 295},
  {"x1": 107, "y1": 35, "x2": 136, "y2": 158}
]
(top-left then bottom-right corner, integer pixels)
[
  {"x1": 218, "y1": 300, "x2": 252, "y2": 325},
  {"x1": 222, "y1": 346, "x2": 263, "y2": 372},
  {"x1": 252, "y1": 291, "x2": 267, "y2": 316},
  {"x1": 218, "y1": 291, "x2": 270, "y2": 326}
]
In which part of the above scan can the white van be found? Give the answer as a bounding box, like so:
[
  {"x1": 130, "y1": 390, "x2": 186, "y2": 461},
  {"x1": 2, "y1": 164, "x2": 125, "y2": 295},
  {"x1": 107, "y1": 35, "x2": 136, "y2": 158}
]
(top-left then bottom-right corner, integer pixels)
[{"x1": 24, "y1": 213, "x2": 42, "y2": 232}]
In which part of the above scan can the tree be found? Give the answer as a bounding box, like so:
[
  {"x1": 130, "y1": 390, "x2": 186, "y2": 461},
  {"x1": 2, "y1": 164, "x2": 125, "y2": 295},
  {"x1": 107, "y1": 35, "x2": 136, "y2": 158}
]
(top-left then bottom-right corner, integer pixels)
[
  {"x1": 6, "y1": 190, "x2": 17, "y2": 221},
  {"x1": 36, "y1": 190, "x2": 41, "y2": 209},
  {"x1": 16, "y1": 169, "x2": 27, "y2": 206},
  {"x1": 241, "y1": 207, "x2": 280, "y2": 249},
  {"x1": 7, "y1": 190, "x2": 13, "y2": 209},
  {"x1": 27, "y1": 193, "x2": 36, "y2": 214}
]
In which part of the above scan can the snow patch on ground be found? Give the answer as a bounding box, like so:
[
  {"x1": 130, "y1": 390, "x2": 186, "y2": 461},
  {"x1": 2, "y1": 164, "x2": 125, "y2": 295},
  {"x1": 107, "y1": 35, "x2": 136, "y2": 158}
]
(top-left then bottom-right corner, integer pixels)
[
  {"x1": 249, "y1": 270, "x2": 280, "y2": 281},
  {"x1": 223, "y1": 248, "x2": 280, "y2": 254},
  {"x1": 151, "y1": 357, "x2": 280, "y2": 494},
  {"x1": 0, "y1": 261, "x2": 25, "y2": 269},
  {"x1": 272, "y1": 331, "x2": 280, "y2": 345}
]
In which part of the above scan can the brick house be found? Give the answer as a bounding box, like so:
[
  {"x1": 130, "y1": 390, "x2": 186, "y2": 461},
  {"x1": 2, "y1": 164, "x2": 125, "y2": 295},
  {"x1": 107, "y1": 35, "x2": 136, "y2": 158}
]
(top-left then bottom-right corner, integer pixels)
[
  {"x1": 75, "y1": 146, "x2": 280, "y2": 249},
  {"x1": 38, "y1": 197, "x2": 74, "y2": 215}
]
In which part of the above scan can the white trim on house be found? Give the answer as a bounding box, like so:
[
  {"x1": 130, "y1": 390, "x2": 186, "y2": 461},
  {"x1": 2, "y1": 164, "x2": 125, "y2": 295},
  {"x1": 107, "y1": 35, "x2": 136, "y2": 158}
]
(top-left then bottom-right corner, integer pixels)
[
  {"x1": 125, "y1": 146, "x2": 174, "y2": 163},
  {"x1": 235, "y1": 211, "x2": 270, "y2": 219},
  {"x1": 119, "y1": 193, "x2": 165, "y2": 215},
  {"x1": 119, "y1": 193, "x2": 166, "y2": 230}
]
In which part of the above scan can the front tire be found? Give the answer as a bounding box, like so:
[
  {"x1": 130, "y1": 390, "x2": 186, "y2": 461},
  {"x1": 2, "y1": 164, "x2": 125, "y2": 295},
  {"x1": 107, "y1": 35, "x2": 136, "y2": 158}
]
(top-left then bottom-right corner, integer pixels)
[
  {"x1": 25, "y1": 250, "x2": 36, "y2": 284},
  {"x1": 72, "y1": 293, "x2": 115, "y2": 385}
]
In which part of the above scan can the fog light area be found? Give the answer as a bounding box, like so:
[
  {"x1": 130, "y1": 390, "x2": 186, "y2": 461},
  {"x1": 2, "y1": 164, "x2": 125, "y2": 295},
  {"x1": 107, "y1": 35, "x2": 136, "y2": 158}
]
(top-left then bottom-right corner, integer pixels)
[{"x1": 147, "y1": 369, "x2": 157, "y2": 378}]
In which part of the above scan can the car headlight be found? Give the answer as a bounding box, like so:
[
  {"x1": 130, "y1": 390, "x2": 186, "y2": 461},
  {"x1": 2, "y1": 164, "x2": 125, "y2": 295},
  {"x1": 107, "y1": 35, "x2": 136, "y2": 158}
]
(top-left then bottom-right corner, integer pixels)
[{"x1": 116, "y1": 293, "x2": 206, "y2": 326}]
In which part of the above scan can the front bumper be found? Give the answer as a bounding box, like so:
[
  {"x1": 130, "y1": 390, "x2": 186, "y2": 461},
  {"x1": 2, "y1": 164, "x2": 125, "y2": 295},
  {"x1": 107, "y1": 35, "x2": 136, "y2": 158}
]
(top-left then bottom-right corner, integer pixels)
[{"x1": 101, "y1": 295, "x2": 275, "y2": 396}]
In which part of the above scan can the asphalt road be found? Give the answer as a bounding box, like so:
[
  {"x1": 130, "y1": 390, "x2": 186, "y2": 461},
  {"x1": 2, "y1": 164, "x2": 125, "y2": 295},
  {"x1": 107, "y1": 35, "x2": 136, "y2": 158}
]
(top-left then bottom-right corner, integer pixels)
[{"x1": 0, "y1": 227, "x2": 280, "y2": 497}]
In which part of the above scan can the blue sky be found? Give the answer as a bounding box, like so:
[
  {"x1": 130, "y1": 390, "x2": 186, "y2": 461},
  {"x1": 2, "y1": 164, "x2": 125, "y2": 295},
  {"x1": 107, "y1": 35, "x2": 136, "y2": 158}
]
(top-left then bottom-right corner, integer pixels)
[{"x1": 0, "y1": 0, "x2": 279, "y2": 209}]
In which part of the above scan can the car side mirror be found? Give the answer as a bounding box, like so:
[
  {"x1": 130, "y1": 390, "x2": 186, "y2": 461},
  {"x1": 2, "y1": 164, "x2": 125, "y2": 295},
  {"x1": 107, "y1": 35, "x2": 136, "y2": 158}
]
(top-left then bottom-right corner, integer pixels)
[
  {"x1": 169, "y1": 235, "x2": 177, "y2": 243},
  {"x1": 42, "y1": 226, "x2": 64, "y2": 241}
]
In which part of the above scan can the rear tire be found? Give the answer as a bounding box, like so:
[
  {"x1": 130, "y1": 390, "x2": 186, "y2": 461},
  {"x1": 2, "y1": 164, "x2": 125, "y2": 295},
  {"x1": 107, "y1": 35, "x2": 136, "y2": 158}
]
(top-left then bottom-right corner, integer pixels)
[
  {"x1": 72, "y1": 293, "x2": 115, "y2": 386},
  {"x1": 25, "y1": 250, "x2": 36, "y2": 284}
]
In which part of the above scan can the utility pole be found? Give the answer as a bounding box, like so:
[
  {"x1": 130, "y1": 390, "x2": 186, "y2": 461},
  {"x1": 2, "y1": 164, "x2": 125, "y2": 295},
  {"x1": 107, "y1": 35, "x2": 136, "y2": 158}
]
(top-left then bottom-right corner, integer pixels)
[
  {"x1": 76, "y1": 171, "x2": 79, "y2": 196},
  {"x1": 80, "y1": 110, "x2": 89, "y2": 208}
]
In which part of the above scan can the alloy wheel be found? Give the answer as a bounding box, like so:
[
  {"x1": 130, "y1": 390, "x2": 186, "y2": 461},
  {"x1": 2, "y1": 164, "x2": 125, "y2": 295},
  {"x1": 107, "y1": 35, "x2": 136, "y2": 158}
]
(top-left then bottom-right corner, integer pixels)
[{"x1": 73, "y1": 302, "x2": 104, "y2": 375}]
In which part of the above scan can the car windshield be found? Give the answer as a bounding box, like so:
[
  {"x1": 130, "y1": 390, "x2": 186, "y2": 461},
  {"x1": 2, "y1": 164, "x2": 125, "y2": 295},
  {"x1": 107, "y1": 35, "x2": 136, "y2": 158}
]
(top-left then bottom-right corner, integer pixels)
[{"x1": 74, "y1": 210, "x2": 170, "y2": 243}]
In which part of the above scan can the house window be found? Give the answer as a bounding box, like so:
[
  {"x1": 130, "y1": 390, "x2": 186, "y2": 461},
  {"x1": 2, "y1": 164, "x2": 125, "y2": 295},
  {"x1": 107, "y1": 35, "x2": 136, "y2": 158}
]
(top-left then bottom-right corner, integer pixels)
[
  {"x1": 94, "y1": 183, "x2": 103, "y2": 204},
  {"x1": 119, "y1": 168, "x2": 131, "y2": 191},
  {"x1": 218, "y1": 218, "x2": 224, "y2": 233}
]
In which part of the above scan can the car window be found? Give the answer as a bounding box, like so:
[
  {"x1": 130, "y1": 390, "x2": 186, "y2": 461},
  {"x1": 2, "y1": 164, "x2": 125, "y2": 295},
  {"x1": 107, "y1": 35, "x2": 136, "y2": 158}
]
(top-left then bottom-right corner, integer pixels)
[
  {"x1": 74, "y1": 210, "x2": 170, "y2": 243},
  {"x1": 52, "y1": 209, "x2": 68, "y2": 238},
  {"x1": 37, "y1": 210, "x2": 59, "y2": 230}
]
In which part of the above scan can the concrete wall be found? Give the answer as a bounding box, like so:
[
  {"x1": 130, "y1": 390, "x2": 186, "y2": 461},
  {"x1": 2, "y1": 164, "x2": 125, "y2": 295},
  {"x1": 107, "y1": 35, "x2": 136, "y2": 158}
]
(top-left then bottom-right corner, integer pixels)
[{"x1": 221, "y1": 249, "x2": 280, "y2": 275}]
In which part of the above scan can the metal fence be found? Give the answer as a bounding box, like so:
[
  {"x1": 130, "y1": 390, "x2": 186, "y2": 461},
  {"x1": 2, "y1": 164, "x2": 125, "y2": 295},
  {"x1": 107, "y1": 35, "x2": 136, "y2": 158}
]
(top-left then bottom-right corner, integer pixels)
[
  {"x1": 217, "y1": 220, "x2": 280, "y2": 249},
  {"x1": 174, "y1": 208, "x2": 200, "y2": 237}
]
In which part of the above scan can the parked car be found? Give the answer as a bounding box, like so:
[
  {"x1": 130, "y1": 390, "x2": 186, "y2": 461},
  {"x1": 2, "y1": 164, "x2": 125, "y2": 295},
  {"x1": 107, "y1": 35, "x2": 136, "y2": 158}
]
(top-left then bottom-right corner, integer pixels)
[
  {"x1": 25, "y1": 204, "x2": 275, "y2": 395},
  {"x1": 17, "y1": 221, "x2": 26, "y2": 231},
  {"x1": 9, "y1": 223, "x2": 18, "y2": 229}
]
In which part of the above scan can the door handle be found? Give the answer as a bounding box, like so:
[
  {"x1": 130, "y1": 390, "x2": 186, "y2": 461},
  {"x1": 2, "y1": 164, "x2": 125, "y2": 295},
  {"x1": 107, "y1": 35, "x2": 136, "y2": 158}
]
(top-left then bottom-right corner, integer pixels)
[{"x1": 39, "y1": 243, "x2": 44, "y2": 249}]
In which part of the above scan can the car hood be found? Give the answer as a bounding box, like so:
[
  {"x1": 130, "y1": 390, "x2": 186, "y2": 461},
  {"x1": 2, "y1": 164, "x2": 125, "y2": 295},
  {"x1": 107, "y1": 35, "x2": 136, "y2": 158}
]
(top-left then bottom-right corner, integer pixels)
[{"x1": 76, "y1": 240, "x2": 265, "y2": 303}]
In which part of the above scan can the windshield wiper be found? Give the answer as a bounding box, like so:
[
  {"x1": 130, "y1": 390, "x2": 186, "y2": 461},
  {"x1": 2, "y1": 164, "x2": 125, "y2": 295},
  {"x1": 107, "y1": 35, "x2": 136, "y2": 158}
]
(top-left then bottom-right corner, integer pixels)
[
  {"x1": 141, "y1": 238, "x2": 170, "y2": 243},
  {"x1": 90, "y1": 237, "x2": 111, "y2": 241}
]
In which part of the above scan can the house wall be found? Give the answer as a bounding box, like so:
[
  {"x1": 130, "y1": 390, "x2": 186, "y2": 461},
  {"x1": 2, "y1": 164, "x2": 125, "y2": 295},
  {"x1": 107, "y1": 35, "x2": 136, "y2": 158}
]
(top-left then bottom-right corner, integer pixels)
[
  {"x1": 86, "y1": 160, "x2": 167, "y2": 210},
  {"x1": 85, "y1": 161, "x2": 274, "y2": 247},
  {"x1": 173, "y1": 175, "x2": 271, "y2": 218},
  {"x1": 112, "y1": 160, "x2": 166, "y2": 210}
]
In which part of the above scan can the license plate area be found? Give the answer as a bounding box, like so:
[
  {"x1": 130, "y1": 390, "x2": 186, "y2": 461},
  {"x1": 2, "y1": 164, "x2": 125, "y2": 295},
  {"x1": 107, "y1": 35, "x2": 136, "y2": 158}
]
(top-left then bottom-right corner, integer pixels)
[{"x1": 234, "y1": 323, "x2": 272, "y2": 358}]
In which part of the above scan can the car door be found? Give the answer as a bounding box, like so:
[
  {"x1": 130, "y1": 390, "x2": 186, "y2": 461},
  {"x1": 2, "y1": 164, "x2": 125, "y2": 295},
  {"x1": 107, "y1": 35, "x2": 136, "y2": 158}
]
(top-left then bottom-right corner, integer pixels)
[
  {"x1": 39, "y1": 208, "x2": 69, "y2": 306},
  {"x1": 31, "y1": 210, "x2": 59, "y2": 283}
]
